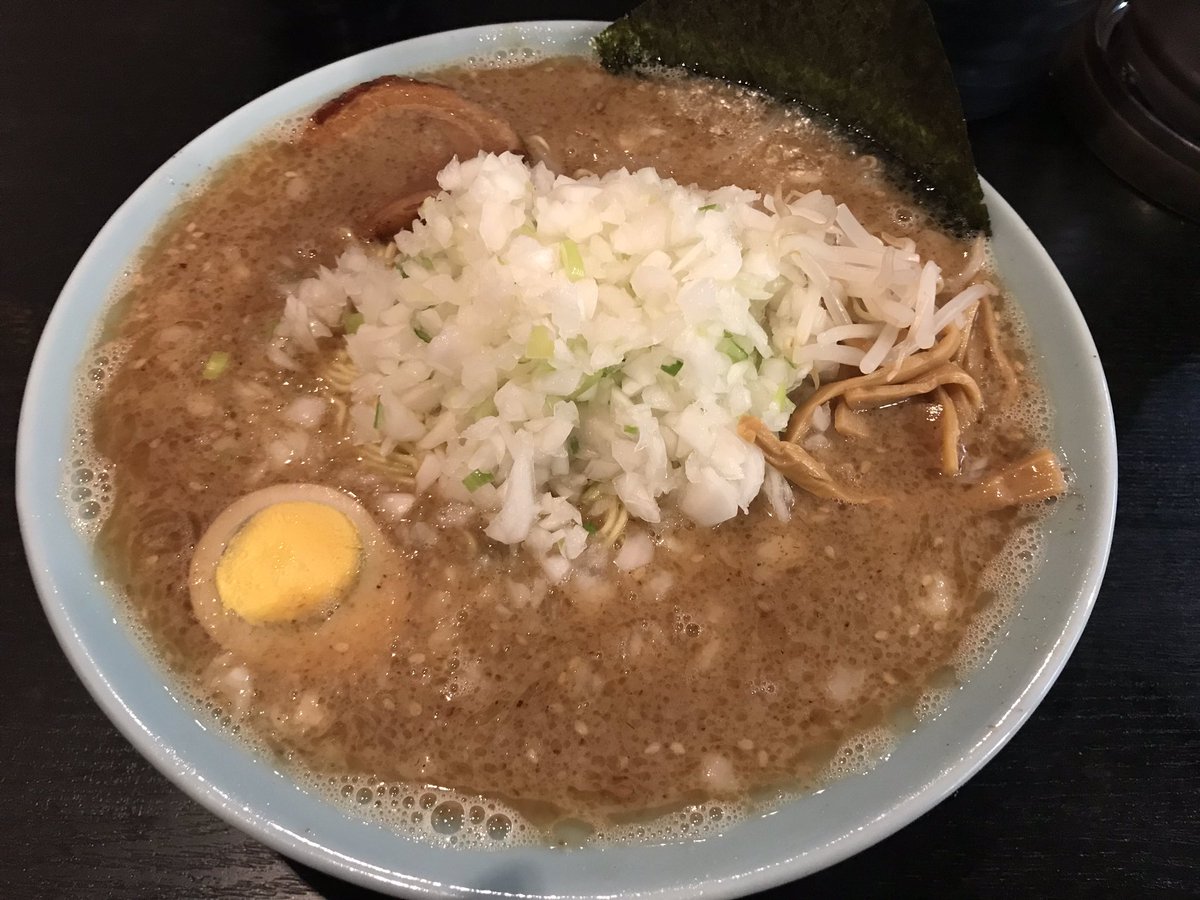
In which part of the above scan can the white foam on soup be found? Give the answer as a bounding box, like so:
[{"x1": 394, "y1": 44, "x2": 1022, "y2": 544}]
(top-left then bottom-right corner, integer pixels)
[{"x1": 63, "y1": 339, "x2": 129, "y2": 538}]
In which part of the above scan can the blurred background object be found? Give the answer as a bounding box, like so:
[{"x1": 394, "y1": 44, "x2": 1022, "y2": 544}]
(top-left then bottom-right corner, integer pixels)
[
  {"x1": 1054, "y1": 0, "x2": 1200, "y2": 222},
  {"x1": 928, "y1": 0, "x2": 1096, "y2": 119}
]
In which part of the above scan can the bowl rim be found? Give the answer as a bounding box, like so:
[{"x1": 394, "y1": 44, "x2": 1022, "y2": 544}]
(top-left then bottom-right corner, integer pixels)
[{"x1": 17, "y1": 19, "x2": 1118, "y2": 899}]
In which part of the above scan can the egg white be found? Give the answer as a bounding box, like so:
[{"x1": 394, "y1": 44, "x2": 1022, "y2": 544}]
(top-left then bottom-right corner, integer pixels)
[{"x1": 189, "y1": 483, "x2": 407, "y2": 674}]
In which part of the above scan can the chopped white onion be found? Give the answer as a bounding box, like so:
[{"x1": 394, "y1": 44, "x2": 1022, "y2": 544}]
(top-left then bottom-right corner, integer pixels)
[
  {"x1": 614, "y1": 530, "x2": 655, "y2": 571},
  {"x1": 274, "y1": 152, "x2": 967, "y2": 562},
  {"x1": 811, "y1": 402, "x2": 831, "y2": 434},
  {"x1": 283, "y1": 395, "x2": 327, "y2": 429},
  {"x1": 762, "y1": 465, "x2": 795, "y2": 523},
  {"x1": 376, "y1": 492, "x2": 416, "y2": 520}
]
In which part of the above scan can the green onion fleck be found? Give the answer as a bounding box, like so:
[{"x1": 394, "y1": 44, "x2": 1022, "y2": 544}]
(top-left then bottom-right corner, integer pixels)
[
  {"x1": 201, "y1": 351, "x2": 230, "y2": 380},
  {"x1": 718, "y1": 333, "x2": 749, "y2": 363},
  {"x1": 568, "y1": 363, "x2": 622, "y2": 400},
  {"x1": 468, "y1": 399, "x2": 497, "y2": 422},
  {"x1": 525, "y1": 324, "x2": 554, "y2": 360},
  {"x1": 583, "y1": 521, "x2": 599, "y2": 535},
  {"x1": 341, "y1": 311, "x2": 364, "y2": 334},
  {"x1": 774, "y1": 384, "x2": 789, "y2": 407},
  {"x1": 462, "y1": 470, "x2": 494, "y2": 492},
  {"x1": 373, "y1": 401, "x2": 384, "y2": 429},
  {"x1": 559, "y1": 239, "x2": 585, "y2": 281},
  {"x1": 413, "y1": 325, "x2": 432, "y2": 343},
  {"x1": 698, "y1": 203, "x2": 721, "y2": 212},
  {"x1": 569, "y1": 372, "x2": 602, "y2": 400},
  {"x1": 624, "y1": 425, "x2": 640, "y2": 437},
  {"x1": 661, "y1": 359, "x2": 684, "y2": 376}
]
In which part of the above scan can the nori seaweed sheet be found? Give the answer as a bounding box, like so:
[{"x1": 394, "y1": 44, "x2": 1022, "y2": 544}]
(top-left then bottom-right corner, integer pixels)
[{"x1": 594, "y1": 0, "x2": 989, "y2": 234}]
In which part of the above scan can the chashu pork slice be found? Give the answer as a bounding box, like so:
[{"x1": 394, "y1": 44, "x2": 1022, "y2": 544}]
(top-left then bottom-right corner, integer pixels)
[{"x1": 308, "y1": 76, "x2": 524, "y2": 239}]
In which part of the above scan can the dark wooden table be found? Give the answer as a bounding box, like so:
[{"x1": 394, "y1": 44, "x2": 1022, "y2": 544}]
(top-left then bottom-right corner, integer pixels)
[{"x1": 3, "y1": 2, "x2": 1197, "y2": 896}]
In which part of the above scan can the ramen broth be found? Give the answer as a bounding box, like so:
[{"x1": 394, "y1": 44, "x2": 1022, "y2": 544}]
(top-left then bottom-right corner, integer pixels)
[{"x1": 80, "y1": 57, "x2": 1051, "y2": 837}]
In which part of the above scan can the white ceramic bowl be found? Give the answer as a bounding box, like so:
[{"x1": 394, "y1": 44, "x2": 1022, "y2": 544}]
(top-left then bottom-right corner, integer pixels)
[{"x1": 17, "y1": 20, "x2": 1117, "y2": 899}]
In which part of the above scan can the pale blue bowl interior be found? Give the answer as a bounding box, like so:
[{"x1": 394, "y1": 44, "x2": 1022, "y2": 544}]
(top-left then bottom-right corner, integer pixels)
[{"x1": 17, "y1": 21, "x2": 1117, "y2": 899}]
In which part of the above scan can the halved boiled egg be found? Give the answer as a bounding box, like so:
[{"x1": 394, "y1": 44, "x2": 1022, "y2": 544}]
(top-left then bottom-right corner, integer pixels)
[{"x1": 189, "y1": 484, "x2": 406, "y2": 673}]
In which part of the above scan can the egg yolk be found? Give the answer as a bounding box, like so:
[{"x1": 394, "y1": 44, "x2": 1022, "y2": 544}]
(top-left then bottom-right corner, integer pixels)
[{"x1": 215, "y1": 501, "x2": 362, "y2": 624}]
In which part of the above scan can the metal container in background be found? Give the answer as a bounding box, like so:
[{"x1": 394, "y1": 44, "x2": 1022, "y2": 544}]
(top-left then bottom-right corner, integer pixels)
[{"x1": 1054, "y1": 0, "x2": 1200, "y2": 222}]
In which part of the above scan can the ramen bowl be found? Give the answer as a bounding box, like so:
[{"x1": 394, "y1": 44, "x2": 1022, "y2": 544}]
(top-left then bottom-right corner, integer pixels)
[{"x1": 17, "y1": 21, "x2": 1116, "y2": 899}]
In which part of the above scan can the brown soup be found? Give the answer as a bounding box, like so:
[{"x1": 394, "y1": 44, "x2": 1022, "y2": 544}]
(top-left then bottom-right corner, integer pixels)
[{"x1": 77, "y1": 56, "x2": 1053, "y2": 844}]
